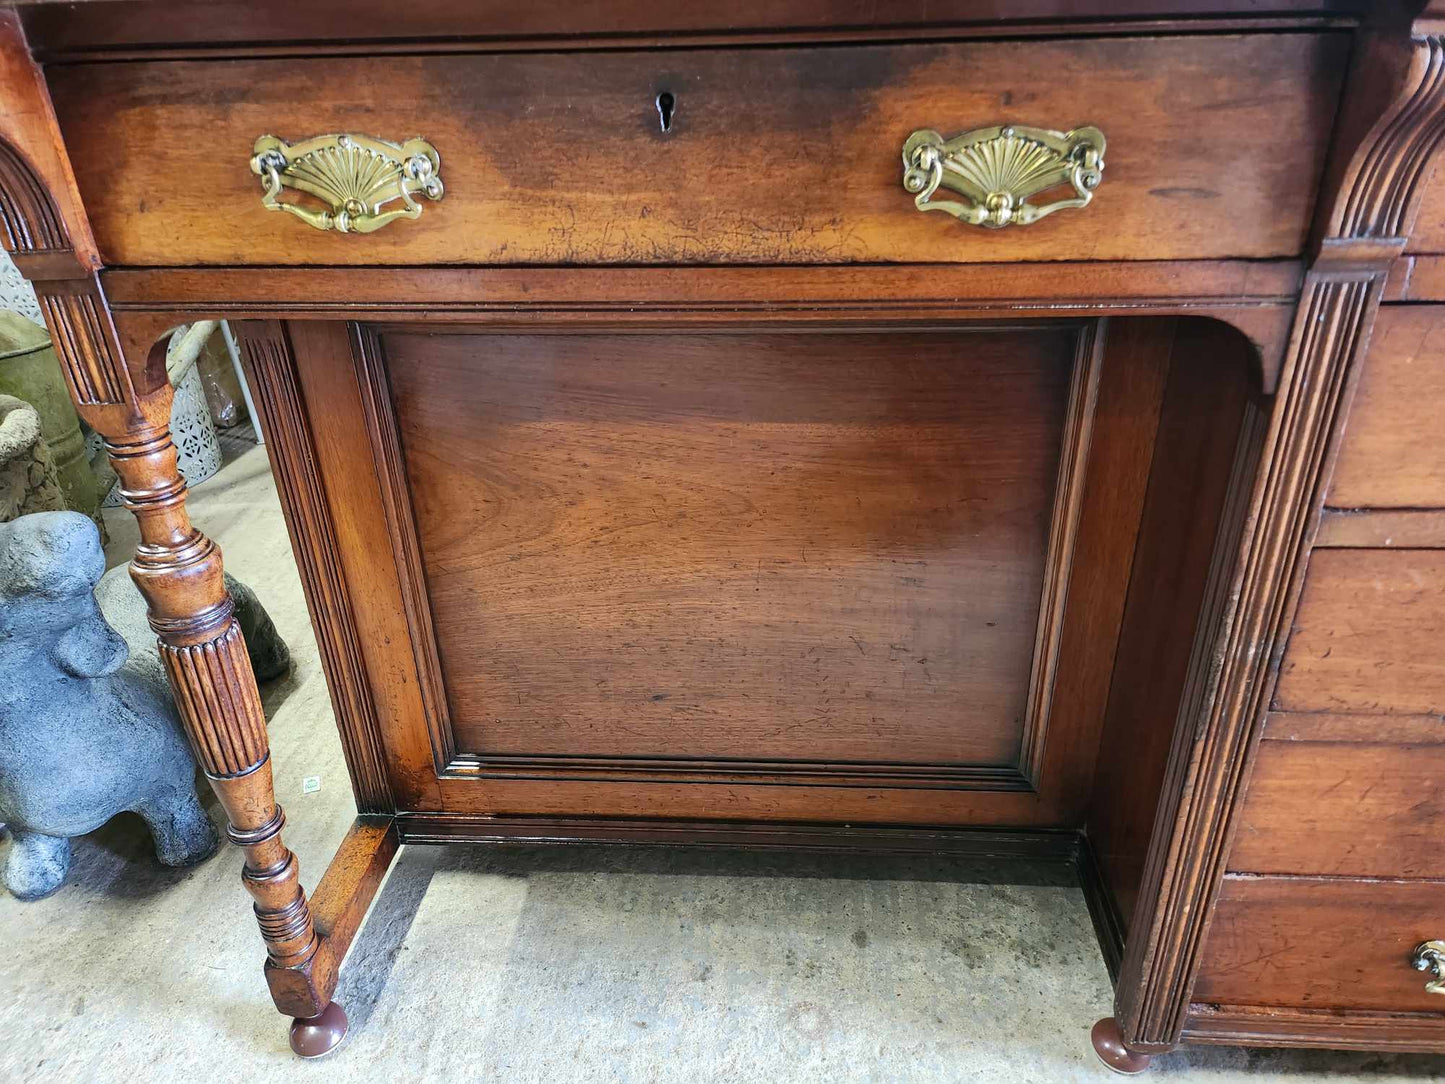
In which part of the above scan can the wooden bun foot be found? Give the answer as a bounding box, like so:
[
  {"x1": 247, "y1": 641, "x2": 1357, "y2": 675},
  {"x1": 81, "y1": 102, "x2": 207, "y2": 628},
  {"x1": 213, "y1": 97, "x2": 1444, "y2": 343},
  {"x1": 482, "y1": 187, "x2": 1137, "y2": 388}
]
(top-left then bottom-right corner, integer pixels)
[
  {"x1": 289, "y1": 1000, "x2": 349, "y2": 1059},
  {"x1": 1091, "y1": 1018, "x2": 1152, "y2": 1075}
]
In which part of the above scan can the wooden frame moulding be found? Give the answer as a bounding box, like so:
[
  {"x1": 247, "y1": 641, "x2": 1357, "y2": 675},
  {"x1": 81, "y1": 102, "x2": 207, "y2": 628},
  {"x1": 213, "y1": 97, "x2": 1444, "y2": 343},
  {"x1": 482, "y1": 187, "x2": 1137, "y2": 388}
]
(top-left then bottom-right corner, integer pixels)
[
  {"x1": 5, "y1": 0, "x2": 1444, "y2": 1064},
  {"x1": 342, "y1": 319, "x2": 1101, "y2": 793}
]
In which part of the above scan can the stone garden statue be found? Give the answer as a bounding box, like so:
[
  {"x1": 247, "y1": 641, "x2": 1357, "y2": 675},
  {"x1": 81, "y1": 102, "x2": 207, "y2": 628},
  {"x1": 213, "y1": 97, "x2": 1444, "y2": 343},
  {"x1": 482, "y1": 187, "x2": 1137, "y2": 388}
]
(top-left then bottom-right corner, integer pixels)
[{"x1": 0, "y1": 510, "x2": 290, "y2": 899}]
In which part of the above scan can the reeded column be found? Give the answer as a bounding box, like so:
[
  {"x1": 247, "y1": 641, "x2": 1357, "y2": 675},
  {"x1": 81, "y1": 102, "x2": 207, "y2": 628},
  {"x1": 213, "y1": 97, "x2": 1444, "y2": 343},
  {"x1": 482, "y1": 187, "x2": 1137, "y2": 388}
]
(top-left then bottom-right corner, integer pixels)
[
  {"x1": 104, "y1": 415, "x2": 334, "y2": 1016},
  {"x1": 0, "y1": 12, "x2": 347, "y2": 1056}
]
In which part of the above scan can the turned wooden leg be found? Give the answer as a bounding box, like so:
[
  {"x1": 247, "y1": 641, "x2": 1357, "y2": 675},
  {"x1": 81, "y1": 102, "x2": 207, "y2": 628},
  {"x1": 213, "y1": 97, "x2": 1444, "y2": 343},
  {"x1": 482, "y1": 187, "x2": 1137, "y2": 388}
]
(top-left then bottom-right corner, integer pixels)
[
  {"x1": 103, "y1": 416, "x2": 344, "y2": 1055},
  {"x1": 1091, "y1": 1018, "x2": 1153, "y2": 1075},
  {"x1": 0, "y1": 17, "x2": 366, "y2": 1052}
]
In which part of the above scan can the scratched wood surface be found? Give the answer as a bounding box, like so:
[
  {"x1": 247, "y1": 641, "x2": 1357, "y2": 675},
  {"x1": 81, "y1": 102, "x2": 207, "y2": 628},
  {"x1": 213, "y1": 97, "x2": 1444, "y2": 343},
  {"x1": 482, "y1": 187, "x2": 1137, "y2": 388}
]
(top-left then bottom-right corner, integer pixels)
[
  {"x1": 384, "y1": 327, "x2": 1076, "y2": 766},
  {"x1": 1274, "y1": 548, "x2": 1445, "y2": 716},
  {"x1": 1329, "y1": 305, "x2": 1445, "y2": 509},
  {"x1": 1229, "y1": 724, "x2": 1445, "y2": 879},
  {"x1": 1196, "y1": 876, "x2": 1445, "y2": 1013}
]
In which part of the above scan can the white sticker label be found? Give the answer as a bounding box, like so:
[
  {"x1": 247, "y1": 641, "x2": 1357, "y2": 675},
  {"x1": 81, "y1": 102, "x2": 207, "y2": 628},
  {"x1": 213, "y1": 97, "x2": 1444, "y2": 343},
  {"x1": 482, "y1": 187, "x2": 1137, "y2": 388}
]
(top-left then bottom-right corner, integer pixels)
[{"x1": 303, "y1": 776, "x2": 322, "y2": 795}]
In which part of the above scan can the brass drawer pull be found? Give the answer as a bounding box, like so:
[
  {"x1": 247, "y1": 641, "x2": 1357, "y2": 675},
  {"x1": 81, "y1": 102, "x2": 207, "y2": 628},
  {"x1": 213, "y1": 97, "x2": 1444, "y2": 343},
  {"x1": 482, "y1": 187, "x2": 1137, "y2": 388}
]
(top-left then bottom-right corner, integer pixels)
[
  {"x1": 901, "y1": 124, "x2": 1105, "y2": 229},
  {"x1": 249, "y1": 133, "x2": 444, "y2": 234},
  {"x1": 1413, "y1": 941, "x2": 1445, "y2": 995}
]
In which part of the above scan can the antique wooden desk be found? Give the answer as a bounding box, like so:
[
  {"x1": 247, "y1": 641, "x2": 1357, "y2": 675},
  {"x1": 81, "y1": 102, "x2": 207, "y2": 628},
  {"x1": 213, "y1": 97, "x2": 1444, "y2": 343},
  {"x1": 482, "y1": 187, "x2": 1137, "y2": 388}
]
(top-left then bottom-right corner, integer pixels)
[{"x1": 3, "y1": 0, "x2": 1443, "y2": 1070}]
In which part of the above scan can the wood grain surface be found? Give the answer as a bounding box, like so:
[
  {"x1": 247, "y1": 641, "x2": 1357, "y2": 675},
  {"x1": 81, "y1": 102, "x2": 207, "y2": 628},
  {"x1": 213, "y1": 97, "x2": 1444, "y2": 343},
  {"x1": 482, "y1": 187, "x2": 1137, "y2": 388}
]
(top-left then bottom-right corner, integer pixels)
[
  {"x1": 1329, "y1": 305, "x2": 1445, "y2": 509},
  {"x1": 1230, "y1": 725, "x2": 1445, "y2": 878},
  {"x1": 1085, "y1": 318, "x2": 1254, "y2": 931},
  {"x1": 46, "y1": 34, "x2": 1346, "y2": 266},
  {"x1": 1315, "y1": 509, "x2": 1445, "y2": 547},
  {"x1": 1196, "y1": 876, "x2": 1445, "y2": 1014},
  {"x1": 1275, "y1": 548, "x2": 1445, "y2": 715},
  {"x1": 385, "y1": 327, "x2": 1076, "y2": 768},
  {"x1": 18, "y1": 0, "x2": 1370, "y2": 57},
  {"x1": 1409, "y1": 161, "x2": 1445, "y2": 254}
]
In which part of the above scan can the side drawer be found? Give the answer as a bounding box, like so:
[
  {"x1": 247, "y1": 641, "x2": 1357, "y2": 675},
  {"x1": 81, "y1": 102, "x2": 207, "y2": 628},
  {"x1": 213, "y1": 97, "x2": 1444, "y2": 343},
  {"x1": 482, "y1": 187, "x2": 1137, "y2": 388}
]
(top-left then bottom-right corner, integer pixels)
[
  {"x1": 1410, "y1": 162, "x2": 1445, "y2": 254},
  {"x1": 1274, "y1": 548, "x2": 1445, "y2": 716},
  {"x1": 45, "y1": 33, "x2": 1347, "y2": 267},
  {"x1": 1229, "y1": 715, "x2": 1444, "y2": 878},
  {"x1": 1329, "y1": 306, "x2": 1445, "y2": 509},
  {"x1": 1196, "y1": 877, "x2": 1445, "y2": 1016}
]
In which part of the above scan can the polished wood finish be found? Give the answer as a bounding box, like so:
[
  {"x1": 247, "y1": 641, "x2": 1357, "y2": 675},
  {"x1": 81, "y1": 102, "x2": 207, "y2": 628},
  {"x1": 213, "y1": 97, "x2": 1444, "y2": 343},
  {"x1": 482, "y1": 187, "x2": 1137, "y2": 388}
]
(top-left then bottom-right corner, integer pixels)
[
  {"x1": 1041, "y1": 317, "x2": 1176, "y2": 827},
  {"x1": 1092, "y1": 1017, "x2": 1153, "y2": 1074},
  {"x1": 1329, "y1": 305, "x2": 1445, "y2": 508},
  {"x1": 234, "y1": 320, "x2": 392, "y2": 812},
  {"x1": 97, "y1": 260, "x2": 1306, "y2": 316},
  {"x1": 1085, "y1": 318, "x2": 1255, "y2": 934},
  {"x1": 1276, "y1": 548, "x2": 1445, "y2": 715},
  {"x1": 46, "y1": 35, "x2": 1346, "y2": 267},
  {"x1": 1195, "y1": 876, "x2": 1445, "y2": 1014},
  {"x1": 17, "y1": 0, "x2": 1370, "y2": 57},
  {"x1": 0, "y1": 8, "x2": 97, "y2": 276},
  {"x1": 97, "y1": 262, "x2": 1303, "y2": 387},
  {"x1": 286, "y1": 815, "x2": 398, "y2": 1058},
  {"x1": 308, "y1": 816, "x2": 399, "y2": 958},
  {"x1": 1387, "y1": 254, "x2": 1445, "y2": 300},
  {"x1": 1185, "y1": 1004, "x2": 1445, "y2": 1054},
  {"x1": 388, "y1": 326, "x2": 1081, "y2": 771},
  {"x1": 395, "y1": 814, "x2": 1080, "y2": 854},
  {"x1": 6, "y1": 0, "x2": 1445, "y2": 1065},
  {"x1": 334, "y1": 318, "x2": 1159, "y2": 826},
  {"x1": 1109, "y1": 13, "x2": 1445, "y2": 1055},
  {"x1": 1230, "y1": 721, "x2": 1445, "y2": 878},
  {"x1": 1410, "y1": 162, "x2": 1445, "y2": 254}
]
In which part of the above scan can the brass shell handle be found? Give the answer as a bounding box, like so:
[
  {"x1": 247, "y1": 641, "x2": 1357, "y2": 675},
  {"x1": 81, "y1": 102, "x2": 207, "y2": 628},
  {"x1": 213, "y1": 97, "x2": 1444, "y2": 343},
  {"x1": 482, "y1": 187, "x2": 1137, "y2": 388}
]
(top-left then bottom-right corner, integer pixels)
[
  {"x1": 901, "y1": 124, "x2": 1105, "y2": 229},
  {"x1": 250, "y1": 133, "x2": 444, "y2": 234},
  {"x1": 1413, "y1": 941, "x2": 1445, "y2": 994}
]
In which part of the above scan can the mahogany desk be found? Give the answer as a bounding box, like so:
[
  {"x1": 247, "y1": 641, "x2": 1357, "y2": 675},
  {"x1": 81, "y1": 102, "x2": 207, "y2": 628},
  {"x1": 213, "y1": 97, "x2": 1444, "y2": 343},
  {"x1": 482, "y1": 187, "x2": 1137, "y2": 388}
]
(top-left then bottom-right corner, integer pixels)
[{"x1": 2, "y1": 0, "x2": 1444, "y2": 1070}]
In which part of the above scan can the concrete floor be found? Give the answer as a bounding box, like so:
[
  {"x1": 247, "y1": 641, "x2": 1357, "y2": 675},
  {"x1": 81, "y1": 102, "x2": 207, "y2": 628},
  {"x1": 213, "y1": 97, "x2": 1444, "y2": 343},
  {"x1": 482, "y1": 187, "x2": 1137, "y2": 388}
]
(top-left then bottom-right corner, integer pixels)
[{"x1": 2, "y1": 438, "x2": 1444, "y2": 1083}]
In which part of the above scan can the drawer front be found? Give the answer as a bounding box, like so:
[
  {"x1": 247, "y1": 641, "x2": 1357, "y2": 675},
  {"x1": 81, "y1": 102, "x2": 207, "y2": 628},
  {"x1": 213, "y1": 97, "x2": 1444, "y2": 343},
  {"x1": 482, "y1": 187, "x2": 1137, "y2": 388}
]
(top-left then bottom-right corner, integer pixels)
[
  {"x1": 1411, "y1": 163, "x2": 1445, "y2": 254},
  {"x1": 1329, "y1": 306, "x2": 1445, "y2": 509},
  {"x1": 1275, "y1": 548, "x2": 1445, "y2": 715},
  {"x1": 46, "y1": 33, "x2": 1346, "y2": 267},
  {"x1": 1230, "y1": 716, "x2": 1445, "y2": 878},
  {"x1": 1196, "y1": 876, "x2": 1445, "y2": 1016}
]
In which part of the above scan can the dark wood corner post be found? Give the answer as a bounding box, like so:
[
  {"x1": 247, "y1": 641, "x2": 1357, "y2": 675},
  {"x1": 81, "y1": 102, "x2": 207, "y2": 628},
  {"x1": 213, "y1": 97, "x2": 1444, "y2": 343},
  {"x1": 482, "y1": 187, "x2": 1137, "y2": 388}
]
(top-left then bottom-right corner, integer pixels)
[
  {"x1": 1094, "y1": 10, "x2": 1445, "y2": 1074},
  {"x1": 0, "y1": 11, "x2": 351, "y2": 1056}
]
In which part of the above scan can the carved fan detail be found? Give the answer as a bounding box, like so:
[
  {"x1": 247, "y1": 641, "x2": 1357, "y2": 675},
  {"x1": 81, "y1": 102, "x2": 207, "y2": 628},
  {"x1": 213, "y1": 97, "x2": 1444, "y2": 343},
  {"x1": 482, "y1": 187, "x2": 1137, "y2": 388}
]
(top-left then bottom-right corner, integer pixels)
[
  {"x1": 901, "y1": 124, "x2": 1106, "y2": 229},
  {"x1": 250, "y1": 133, "x2": 444, "y2": 234}
]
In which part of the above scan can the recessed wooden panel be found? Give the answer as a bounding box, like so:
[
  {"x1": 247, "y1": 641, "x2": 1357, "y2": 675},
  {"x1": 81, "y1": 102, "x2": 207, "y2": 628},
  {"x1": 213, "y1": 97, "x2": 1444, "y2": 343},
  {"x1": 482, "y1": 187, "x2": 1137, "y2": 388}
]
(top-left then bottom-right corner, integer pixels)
[
  {"x1": 1230, "y1": 724, "x2": 1445, "y2": 878},
  {"x1": 382, "y1": 328, "x2": 1078, "y2": 771},
  {"x1": 1275, "y1": 549, "x2": 1445, "y2": 715},
  {"x1": 1329, "y1": 306, "x2": 1445, "y2": 509},
  {"x1": 1196, "y1": 876, "x2": 1445, "y2": 1015},
  {"x1": 1085, "y1": 318, "x2": 1255, "y2": 930},
  {"x1": 46, "y1": 33, "x2": 1345, "y2": 266}
]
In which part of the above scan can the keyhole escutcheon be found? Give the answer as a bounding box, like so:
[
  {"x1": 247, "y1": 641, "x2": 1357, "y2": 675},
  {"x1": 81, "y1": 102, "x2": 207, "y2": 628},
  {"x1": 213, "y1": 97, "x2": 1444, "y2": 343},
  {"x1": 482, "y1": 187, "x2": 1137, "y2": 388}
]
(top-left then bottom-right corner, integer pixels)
[{"x1": 656, "y1": 90, "x2": 676, "y2": 133}]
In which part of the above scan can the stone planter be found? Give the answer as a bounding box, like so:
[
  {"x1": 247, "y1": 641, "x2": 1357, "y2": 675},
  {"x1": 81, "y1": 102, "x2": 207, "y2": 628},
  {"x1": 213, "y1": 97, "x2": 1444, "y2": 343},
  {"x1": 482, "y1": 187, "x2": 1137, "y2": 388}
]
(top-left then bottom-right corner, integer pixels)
[
  {"x1": 0, "y1": 311, "x2": 105, "y2": 522},
  {"x1": 0, "y1": 394, "x2": 64, "y2": 521}
]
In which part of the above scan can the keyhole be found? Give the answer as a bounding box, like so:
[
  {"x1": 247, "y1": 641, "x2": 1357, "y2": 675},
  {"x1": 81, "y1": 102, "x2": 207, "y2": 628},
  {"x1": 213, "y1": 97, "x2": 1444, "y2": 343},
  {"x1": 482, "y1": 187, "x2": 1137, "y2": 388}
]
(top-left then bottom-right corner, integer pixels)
[{"x1": 656, "y1": 91, "x2": 676, "y2": 133}]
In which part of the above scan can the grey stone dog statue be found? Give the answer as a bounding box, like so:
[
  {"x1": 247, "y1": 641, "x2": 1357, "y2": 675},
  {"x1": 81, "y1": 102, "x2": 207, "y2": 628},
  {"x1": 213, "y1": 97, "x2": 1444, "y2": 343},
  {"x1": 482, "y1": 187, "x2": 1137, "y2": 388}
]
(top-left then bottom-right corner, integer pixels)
[{"x1": 0, "y1": 510, "x2": 291, "y2": 900}]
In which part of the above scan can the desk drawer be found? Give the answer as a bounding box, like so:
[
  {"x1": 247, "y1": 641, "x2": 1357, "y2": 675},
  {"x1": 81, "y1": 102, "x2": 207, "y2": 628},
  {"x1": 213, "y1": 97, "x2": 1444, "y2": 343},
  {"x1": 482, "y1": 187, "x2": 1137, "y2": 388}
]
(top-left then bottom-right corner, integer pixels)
[
  {"x1": 1329, "y1": 306, "x2": 1445, "y2": 510},
  {"x1": 1275, "y1": 548, "x2": 1445, "y2": 716},
  {"x1": 1230, "y1": 719, "x2": 1445, "y2": 878},
  {"x1": 1197, "y1": 877, "x2": 1445, "y2": 1017},
  {"x1": 47, "y1": 33, "x2": 1345, "y2": 267}
]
